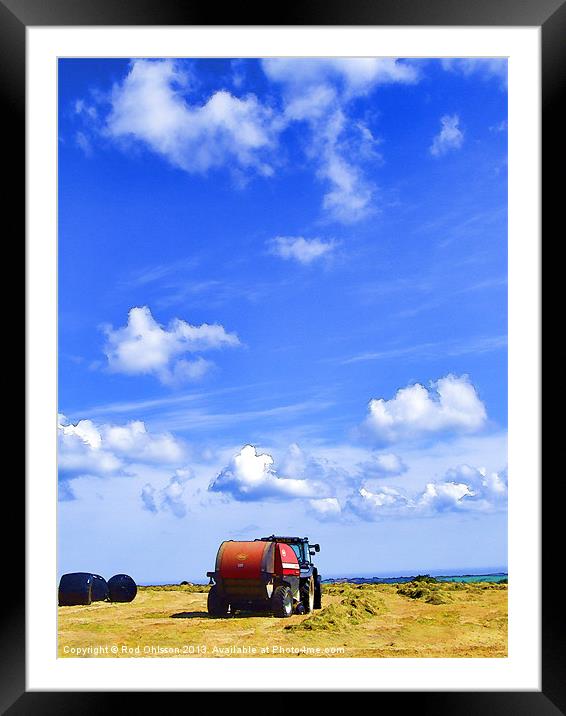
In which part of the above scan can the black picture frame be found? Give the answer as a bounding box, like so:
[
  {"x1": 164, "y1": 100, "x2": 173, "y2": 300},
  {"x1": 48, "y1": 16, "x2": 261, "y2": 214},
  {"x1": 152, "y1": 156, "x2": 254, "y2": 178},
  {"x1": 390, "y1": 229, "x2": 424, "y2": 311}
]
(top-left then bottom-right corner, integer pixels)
[{"x1": 8, "y1": 0, "x2": 556, "y2": 710}]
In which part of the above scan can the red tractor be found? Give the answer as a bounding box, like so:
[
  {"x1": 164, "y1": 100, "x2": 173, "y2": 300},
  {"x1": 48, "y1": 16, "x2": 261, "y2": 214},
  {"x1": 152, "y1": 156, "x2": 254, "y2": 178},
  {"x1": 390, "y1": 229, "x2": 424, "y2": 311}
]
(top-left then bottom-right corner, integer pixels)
[{"x1": 206, "y1": 535, "x2": 322, "y2": 617}]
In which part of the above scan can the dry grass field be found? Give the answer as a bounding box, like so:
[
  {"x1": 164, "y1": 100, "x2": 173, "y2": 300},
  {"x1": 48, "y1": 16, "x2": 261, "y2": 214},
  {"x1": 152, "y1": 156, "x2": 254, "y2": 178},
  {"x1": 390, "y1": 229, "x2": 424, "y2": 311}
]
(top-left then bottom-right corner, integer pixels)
[{"x1": 58, "y1": 581, "x2": 507, "y2": 658}]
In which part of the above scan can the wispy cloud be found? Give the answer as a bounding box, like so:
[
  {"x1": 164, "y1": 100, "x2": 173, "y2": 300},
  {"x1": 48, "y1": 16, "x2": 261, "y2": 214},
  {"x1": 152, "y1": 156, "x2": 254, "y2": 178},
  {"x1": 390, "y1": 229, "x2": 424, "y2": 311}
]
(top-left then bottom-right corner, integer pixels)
[
  {"x1": 340, "y1": 335, "x2": 507, "y2": 365},
  {"x1": 72, "y1": 382, "x2": 270, "y2": 419},
  {"x1": 261, "y1": 58, "x2": 419, "y2": 223},
  {"x1": 141, "y1": 468, "x2": 193, "y2": 518},
  {"x1": 489, "y1": 119, "x2": 508, "y2": 133},
  {"x1": 441, "y1": 58, "x2": 507, "y2": 89},
  {"x1": 119, "y1": 258, "x2": 199, "y2": 289},
  {"x1": 149, "y1": 398, "x2": 335, "y2": 433},
  {"x1": 393, "y1": 276, "x2": 507, "y2": 318}
]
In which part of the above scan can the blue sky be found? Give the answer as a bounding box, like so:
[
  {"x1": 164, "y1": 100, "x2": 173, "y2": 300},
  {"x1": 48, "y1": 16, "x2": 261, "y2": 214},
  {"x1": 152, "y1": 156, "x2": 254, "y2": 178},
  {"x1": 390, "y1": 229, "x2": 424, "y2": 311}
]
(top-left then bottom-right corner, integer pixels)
[{"x1": 58, "y1": 58, "x2": 508, "y2": 582}]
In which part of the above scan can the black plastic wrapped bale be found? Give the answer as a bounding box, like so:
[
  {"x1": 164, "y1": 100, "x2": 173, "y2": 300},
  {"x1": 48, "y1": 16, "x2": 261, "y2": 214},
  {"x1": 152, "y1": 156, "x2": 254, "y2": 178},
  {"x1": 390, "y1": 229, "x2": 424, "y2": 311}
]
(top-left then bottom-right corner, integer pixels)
[
  {"x1": 58, "y1": 572, "x2": 94, "y2": 606},
  {"x1": 108, "y1": 574, "x2": 137, "y2": 603},
  {"x1": 91, "y1": 574, "x2": 109, "y2": 602}
]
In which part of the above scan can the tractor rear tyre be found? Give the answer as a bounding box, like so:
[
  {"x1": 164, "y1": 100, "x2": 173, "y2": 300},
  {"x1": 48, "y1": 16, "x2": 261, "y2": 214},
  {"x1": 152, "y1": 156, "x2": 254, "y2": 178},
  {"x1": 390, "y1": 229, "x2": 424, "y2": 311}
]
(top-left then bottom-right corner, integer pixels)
[
  {"x1": 314, "y1": 574, "x2": 322, "y2": 609},
  {"x1": 271, "y1": 585, "x2": 293, "y2": 618},
  {"x1": 207, "y1": 585, "x2": 229, "y2": 617},
  {"x1": 300, "y1": 576, "x2": 315, "y2": 613}
]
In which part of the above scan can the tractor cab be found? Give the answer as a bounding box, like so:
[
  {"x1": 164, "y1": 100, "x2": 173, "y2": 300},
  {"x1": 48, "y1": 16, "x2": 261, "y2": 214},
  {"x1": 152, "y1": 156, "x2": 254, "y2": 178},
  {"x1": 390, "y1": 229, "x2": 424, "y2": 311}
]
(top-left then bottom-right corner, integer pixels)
[{"x1": 258, "y1": 535, "x2": 319, "y2": 567}]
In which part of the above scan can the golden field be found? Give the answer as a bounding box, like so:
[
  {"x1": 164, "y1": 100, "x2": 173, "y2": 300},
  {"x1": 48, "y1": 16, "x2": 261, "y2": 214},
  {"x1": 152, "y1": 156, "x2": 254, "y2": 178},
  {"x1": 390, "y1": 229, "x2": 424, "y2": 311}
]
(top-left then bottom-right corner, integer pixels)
[{"x1": 58, "y1": 581, "x2": 507, "y2": 658}]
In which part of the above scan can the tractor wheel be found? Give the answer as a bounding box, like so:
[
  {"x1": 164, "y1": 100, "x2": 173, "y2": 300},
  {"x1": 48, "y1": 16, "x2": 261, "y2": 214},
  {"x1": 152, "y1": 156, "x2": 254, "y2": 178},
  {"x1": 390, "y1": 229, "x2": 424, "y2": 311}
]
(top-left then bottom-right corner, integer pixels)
[
  {"x1": 207, "y1": 585, "x2": 229, "y2": 617},
  {"x1": 300, "y1": 576, "x2": 315, "y2": 613},
  {"x1": 314, "y1": 574, "x2": 322, "y2": 609},
  {"x1": 271, "y1": 585, "x2": 293, "y2": 618}
]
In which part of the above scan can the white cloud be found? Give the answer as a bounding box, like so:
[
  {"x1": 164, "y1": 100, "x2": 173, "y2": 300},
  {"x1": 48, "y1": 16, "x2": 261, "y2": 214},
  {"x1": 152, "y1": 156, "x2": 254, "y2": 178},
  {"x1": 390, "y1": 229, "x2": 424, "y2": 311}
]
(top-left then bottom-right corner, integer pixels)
[
  {"x1": 102, "y1": 420, "x2": 184, "y2": 462},
  {"x1": 58, "y1": 415, "x2": 185, "y2": 479},
  {"x1": 59, "y1": 418, "x2": 124, "y2": 476},
  {"x1": 283, "y1": 83, "x2": 337, "y2": 122},
  {"x1": 59, "y1": 416, "x2": 102, "y2": 448},
  {"x1": 347, "y1": 462, "x2": 507, "y2": 521},
  {"x1": 441, "y1": 59, "x2": 507, "y2": 88},
  {"x1": 364, "y1": 374, "x2": 487, "y2": 442},
  {"x1": 438, "y1": 464, "x2": 508, "y2": 511},
  {"x1": 430, "y1": 114, "x2": 464, "y2": 157},
  {"x1": 105, "y1": 59, "x2": 277, "y2": 176},
  {"x1": 317, "y1": 113, "x2": 375, "y2": 222},
  {"x1": 262, "y1": 58, "x2": 419, "y2": 97},
  {"x1": 103, "y1": 306, "x2": 240, "y2": 386},
  {"x1": 268, "y1": 236, "x2": 336, "y2": 265},
  {"x1": 75, "y1": 58, "x2": 419, "y2": 224},
  {"x1": 416, "y1": 480, "x2": 473, "y2": 513},
  {"x1": 209, "y1": 444, "x2": 331, "y2": 502}
]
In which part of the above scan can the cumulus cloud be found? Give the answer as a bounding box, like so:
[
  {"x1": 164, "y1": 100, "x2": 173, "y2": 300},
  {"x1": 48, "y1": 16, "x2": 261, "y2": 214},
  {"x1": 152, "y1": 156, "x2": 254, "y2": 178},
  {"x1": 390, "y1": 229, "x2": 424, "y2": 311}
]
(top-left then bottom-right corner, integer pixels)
[
  {"x1": 415, "y1": 480, "x2": 473, "y2": 513},
  {"x1": 105, "y1": 59, "x2": 277, "y2": 176},
  {"x1": 59, "y1": 418, "x2": 125, "y2": 477},
  {"x1": 58, "y1": 414, "x2": 185, "y2": 479},
  {"x1": 413, "y1": 464, "x2": 508, "y2": 515},
  {"x1": 102, "y1": 420, "x2": 184, "y2": 462},
  {"x1": 364, "y1": 374, "x2": 487, "y2": 442},
  {"x1": 347, "y1": 463, "x2": 507, "y2": 521},
  {"x1": 209, "y1": 444, "x2": 332, "y2": 502},
  {"x1": 435, "y1": 464, "x2": 508, "y2": 511},
  {"x1": 103, "y1": 306, "x2": 240, "y2": 386},
  {"x1": 268, "y1": 236, "x2": 336, "y2": 265},
  {"x1": 430, "y1": 114, "x2": 464, "y2": 157},
  {"x1": 141, "y1": 468, "x2": 193, "y2": 518}
]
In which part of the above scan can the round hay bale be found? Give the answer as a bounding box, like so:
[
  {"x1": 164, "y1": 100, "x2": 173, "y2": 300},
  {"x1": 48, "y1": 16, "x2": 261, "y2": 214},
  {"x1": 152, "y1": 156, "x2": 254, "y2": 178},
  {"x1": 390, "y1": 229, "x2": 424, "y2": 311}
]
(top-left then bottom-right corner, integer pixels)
[
  {"x1": 108, "y1": 574, "x2": 137, "y2": 603},
  {"x1": 91, "y1": 574, "x2": 109, "y2": 602},
  {"x1": 58, "y1": 572, "x2": 94, "y2": 606}
]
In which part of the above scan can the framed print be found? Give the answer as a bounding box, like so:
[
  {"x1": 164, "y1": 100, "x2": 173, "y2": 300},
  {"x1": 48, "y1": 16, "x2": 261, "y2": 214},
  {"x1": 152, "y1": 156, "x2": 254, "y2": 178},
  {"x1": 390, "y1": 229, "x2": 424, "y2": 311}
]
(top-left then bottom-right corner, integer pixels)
[{"x1": 7, "y1": 0, "x2": 558, "y2": 709}]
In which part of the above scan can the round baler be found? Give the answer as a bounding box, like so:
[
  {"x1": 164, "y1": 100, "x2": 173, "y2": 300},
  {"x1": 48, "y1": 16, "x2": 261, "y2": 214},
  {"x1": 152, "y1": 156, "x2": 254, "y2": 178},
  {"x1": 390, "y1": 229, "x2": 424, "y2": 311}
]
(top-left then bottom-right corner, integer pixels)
[{"x1": 206, "y1": 540, "x2": 301, "y2": 617}]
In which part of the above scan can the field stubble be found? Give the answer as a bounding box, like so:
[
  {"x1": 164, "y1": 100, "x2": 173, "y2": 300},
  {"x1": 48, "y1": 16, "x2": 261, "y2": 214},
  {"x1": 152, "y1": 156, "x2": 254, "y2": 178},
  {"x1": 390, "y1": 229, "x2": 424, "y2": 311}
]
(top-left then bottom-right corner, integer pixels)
[{"x1": 58, "y1": 582, "x2": 507, "y2": 658}]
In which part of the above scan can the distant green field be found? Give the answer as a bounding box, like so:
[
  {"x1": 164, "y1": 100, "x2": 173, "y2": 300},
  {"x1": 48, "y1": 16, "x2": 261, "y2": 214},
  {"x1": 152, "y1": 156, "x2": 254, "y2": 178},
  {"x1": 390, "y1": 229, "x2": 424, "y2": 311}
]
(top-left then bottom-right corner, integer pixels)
[{"x1": 58, "y1": 581, "x2": 507, "y2": 658}]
